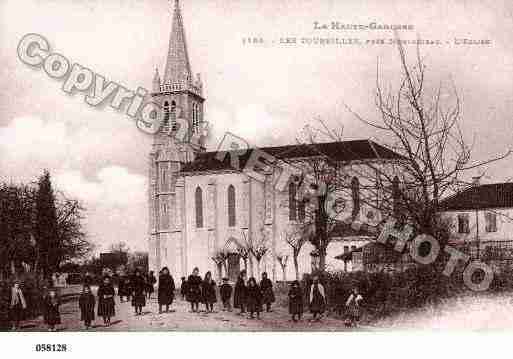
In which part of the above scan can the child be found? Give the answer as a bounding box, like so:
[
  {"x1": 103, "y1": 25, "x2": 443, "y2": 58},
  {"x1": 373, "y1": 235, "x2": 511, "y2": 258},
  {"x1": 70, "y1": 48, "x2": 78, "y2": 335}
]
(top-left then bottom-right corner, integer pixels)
[
  {"x1": 97, "y1": 276, "x2": 116, "y2": 326},
  {"x1": 309, "y1": 275, "x2": 326, "y2": 321},
  {"x1": 43, "y1": 289, "x2": 61, "y2": 331},
  {"x1": 180, "y1": 277, "x2": 187, "y2": 300},
  {"x1": 345, "y1": 287, "x2": 363, "y2": 327},
  {"x1": 202, "y1": 271, "x2": 217, "y2": 313},
  {"x1": 131, "y1": 269, "x2": 147, "y2": 316},
  {"x1": 187, "y1": 268, "x2": 202, "y2": 313},
  {"x1": 9, "y1": 281, "x2": 27, "y2": 330},
  {"x1": 117, "y1": 274, "x2": 128, "y2": 303},
  {"x1": 219, "y1": 278, "x2": 232, "y2": 312},
  {"x1": 245, "y1": 277, "x2": 262, "y2": 319},
  {"x1": 288, "y1": 280, "x2": 303, "y2": 322},
  {"x1": 79, "y1": 285, "x2": 95, "y2": 329},
  {"x1": 259, "y1": 272, "x2": 275, "y2": 312},
  {"x1": 147, "y1": 271, "x2": 157, "y2": 299}
]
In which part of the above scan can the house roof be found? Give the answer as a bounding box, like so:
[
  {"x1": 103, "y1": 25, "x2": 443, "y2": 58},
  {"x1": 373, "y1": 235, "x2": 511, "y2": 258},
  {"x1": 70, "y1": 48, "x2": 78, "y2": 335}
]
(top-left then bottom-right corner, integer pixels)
[
  {"x1": 335, "y1": 241, "x2": 402, "y2": 263},
  {"x1": 181, "y1": 139, "x2": 403, "y2": 173},
  {"x1": 439, "y1": 183, "x2": 513, "y2": 211}
]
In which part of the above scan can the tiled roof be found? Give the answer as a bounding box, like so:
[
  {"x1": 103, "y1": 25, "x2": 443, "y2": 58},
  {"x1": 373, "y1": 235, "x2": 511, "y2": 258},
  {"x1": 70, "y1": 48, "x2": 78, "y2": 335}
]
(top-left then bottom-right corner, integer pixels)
[
  {"x1": 439, "y1": 183, "x2": 513, "y2": 211},
  {"x1": 181, "y1": 139, "x2": 403, "y2": 173}
]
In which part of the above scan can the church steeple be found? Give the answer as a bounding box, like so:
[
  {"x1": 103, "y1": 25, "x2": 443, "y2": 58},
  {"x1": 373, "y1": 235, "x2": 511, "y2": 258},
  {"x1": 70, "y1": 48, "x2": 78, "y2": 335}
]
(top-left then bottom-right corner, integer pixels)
[
  {"x1": 150, "y1": 0, "x2": 205, "y2": 152},
  {"x1": 164, "y1": 0, "x2": 192, "y2": 86}
]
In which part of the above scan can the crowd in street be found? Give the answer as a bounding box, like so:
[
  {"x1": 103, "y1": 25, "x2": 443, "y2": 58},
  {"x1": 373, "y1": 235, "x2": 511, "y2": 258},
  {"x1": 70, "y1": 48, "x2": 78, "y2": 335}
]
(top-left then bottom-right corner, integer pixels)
[{"x1": 5, "y1": 267, "x2": 364, "y2": 331}]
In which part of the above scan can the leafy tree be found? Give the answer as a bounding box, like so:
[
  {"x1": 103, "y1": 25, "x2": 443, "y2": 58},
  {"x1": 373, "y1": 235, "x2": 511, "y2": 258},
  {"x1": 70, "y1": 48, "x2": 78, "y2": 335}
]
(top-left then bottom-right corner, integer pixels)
[{"x1": 34, "y1": 171, "x2": 60, "y2": 278}]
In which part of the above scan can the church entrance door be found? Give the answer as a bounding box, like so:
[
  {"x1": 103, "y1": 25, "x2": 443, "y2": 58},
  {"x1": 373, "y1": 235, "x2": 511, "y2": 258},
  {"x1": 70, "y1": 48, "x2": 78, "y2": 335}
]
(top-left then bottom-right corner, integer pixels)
[{"x1": 227, "y1": 253, "x2": 240, "y2": 282}]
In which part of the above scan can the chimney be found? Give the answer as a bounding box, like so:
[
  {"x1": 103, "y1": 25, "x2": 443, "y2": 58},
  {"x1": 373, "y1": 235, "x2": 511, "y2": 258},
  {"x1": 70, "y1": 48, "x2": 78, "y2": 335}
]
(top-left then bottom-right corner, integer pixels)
[{"x1": 471, "y1": 176, "x2": 481, "y2": 187}]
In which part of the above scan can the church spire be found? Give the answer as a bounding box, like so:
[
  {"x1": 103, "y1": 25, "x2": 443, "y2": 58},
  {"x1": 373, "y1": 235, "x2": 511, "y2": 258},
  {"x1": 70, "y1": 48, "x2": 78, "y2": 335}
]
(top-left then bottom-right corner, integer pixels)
[{"x1": 163, "y1": 0, "x2": 192, "y2": 85}]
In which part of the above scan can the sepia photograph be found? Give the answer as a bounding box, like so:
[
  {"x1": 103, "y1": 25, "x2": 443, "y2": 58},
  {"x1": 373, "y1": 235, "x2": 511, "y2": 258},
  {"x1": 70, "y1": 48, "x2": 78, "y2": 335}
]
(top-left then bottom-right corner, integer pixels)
[{"x1": 1, "y1": 0, "x2": 513, "y2": 356}]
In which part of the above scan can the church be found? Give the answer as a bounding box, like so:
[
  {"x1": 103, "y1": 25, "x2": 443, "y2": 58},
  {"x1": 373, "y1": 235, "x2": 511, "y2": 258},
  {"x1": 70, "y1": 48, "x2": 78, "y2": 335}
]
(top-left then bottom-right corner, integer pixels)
[{"x1": 147, "y1": 0, "x2": 404, "y2": 281}]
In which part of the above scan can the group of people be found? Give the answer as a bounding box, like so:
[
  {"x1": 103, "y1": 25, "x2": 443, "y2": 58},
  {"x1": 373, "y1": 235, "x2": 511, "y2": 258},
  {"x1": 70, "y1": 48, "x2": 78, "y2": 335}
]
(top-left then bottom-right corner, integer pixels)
[
  {"x1": 182, "y1": 268, "x2": 276, "y2": 319},
  {"x1": 78, "y1": 268, "x2": 157, "y2": 329},
  {"x1": 8, "y1": 281, "x2": 63, "y2": 331},
  {"x1": 288, "y1": 276, "x2": 363, "y2": 326},
  {"x1": 7, "y1": 267, "x2": 364, "y2": 331}
]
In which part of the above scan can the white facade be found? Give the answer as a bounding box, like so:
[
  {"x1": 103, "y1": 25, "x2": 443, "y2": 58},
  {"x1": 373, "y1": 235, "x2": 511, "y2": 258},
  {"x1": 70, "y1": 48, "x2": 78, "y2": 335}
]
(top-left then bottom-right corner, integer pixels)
[{"x1": 147, "y1": 1, "x2": 403, "y2": 281}]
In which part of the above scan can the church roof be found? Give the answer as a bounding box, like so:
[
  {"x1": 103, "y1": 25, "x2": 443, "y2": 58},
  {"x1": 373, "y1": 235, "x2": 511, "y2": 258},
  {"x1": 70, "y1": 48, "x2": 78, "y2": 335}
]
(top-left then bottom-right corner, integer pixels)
[
  {"x1": 439, "y1": 183, "x2": 513, "y2": 211},
  {"x1": 181, "y1": 139, "x2": 403, "y2": 173},
  {"x1": 163, "y1": 0, "x2": 192, "y2": 85}
]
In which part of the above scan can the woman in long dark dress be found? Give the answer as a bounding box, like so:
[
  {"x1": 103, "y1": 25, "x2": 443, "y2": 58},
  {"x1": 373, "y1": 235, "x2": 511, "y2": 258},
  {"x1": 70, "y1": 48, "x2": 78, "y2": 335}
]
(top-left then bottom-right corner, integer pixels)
[
  {"x1": 158, "y1": 267, "x2": 175, "y2": 313},
  {"x1": 43, "y1": 289, "x2": 61, "y2": 331},
  {"x1": 259, "y1": 272, "x2": 275, "y2": 312},
  {"x1": 288, "y1": 280, "x2": 303, "y2": 322},
  {"x1": 308, "y1": 275, "x2": 326, "y2": 321},
  {"x1": 131, "y1": 269, "x2": 147, "y2": 315},
  {"x1": 233, "y1": 270, "x2": 247, "y2": 315},
  {"x1": 245, "y1": 277, "x2": 262, "y2": 319},
  {"x1": 201, "y1": 271, "x2": 217, "y2": 313},
  {"x1": 186, "y1": 267, "x2": 202, "y2": 313},
  {"x1": 79, "y1": 285, "x2": 95, "y2": 329},
  {"x1": 147, "y1": 271, "x2": 157, "y2": 299},
  {"x1": 97, "y1": 276, "x2": 115, "y2": 326}
]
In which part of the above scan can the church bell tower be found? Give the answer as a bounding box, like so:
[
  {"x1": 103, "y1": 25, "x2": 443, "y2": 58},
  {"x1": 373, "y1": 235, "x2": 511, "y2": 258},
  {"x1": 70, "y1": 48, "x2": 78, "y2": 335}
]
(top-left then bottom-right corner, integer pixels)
[{"x1": 148, "y1": 0, "x2": 205, "y2": 275}]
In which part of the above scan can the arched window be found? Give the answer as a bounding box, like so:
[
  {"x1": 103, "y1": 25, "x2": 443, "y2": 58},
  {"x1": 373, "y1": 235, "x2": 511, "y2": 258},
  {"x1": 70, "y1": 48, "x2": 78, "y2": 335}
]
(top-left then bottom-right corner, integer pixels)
[
  {"x1": 161, "y1": 199, "x2": 170, "y2": 229},
  {"x1": 298, "y1": 199, "x2": 305, "y2": 222},
  {"x1": 289, "y1": 182, "x2": 297, "y2": 221},
  {"x1": 163, "y1": 101, "x2": 169, "y2": 131},
  {"x1": 228, "y1": 185, "x2": 236, "y2": 227},
  {"x1": 170, "y1": 101, "x2": 177, "y2": 131},
  {"x1": 392, "y1": 176, "x2": 400, "y2": 215},
  {"x1": 351, "y1": 177, "x2": 360, "y2": 217},
  {"x1": 195, "y1": 187, "x2": 203, "y2": 228}
]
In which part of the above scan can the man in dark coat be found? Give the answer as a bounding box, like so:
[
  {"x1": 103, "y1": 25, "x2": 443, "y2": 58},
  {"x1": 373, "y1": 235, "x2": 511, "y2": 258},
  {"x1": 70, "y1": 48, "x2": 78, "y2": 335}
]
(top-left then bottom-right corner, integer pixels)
[
  {"x1": 259, "y1": 272, "x2": 275, "y2": 312},
  {"x1": 158, "y1": 267, "x2": 175, "y2": 313},
  {"x1": 233, "y1": 270, "x2": 247, "y2": 315}
]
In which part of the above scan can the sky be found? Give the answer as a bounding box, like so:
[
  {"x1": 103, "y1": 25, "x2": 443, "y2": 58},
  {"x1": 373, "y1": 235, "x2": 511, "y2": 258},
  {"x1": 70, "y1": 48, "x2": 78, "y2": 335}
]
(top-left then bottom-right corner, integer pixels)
[{"x1": 1, "y1": 0, "x2": 513, "y2": 253}]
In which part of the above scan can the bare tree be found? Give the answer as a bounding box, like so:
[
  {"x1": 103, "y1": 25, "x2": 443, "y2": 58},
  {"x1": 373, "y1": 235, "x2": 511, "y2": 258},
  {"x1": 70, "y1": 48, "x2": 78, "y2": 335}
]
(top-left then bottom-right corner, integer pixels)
[
  {"x1": 284, "y1": 226, "x2": 310, "y2": 280},
  {"x1": 211, "y1": 248, "x2": 229, "y2": 281},
  {"x1": 233, "y1": 231, "x2": 252, "y2": 275},
  {"x1": 291, "y1": 37, "x2": 512, "y2": 272},
  {"x1": 275, "y1": 252, "x2": 289, "y2": 281},
  {"x1": 340, "y1": 38, "x2": 511, "y2": 241},
  {"x1": 250, "y1": 227, "x2": 270, "y2": 278}
]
